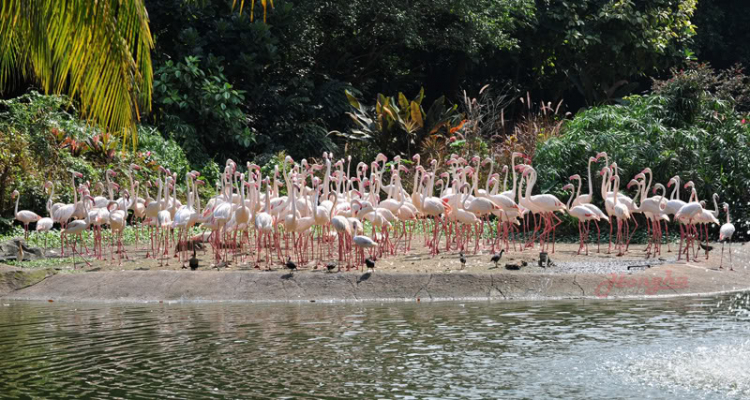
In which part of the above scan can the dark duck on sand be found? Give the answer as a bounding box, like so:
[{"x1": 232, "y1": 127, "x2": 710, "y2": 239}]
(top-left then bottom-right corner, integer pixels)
[{"x1": 490, "y1": 250, "x2": 505, "y2": 268}]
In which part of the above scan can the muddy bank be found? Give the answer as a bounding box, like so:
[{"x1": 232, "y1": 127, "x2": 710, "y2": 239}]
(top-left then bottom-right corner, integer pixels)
[{"x1": 4, "y1": 261, "x2": 749, "y2": 303}]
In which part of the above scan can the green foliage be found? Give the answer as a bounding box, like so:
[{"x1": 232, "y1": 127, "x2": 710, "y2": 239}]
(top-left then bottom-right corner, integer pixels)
[
  {"x1": 518, "y1": 0, "x2": 697, "y2": 104},
  {"x1": 652, "y1": 62, "x2": 750, "y2": 115},
  {"x1": 535, "y1": 66, "x2": 750, "y2": 238},
  {"x1": 152, "y1": 56, "x2": 255, "y2": 165}
]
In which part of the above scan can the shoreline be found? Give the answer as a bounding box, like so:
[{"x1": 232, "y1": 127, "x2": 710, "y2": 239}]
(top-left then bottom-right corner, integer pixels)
[{"x1": 3, "y1": 262, "x2": 749, "y2": 303}]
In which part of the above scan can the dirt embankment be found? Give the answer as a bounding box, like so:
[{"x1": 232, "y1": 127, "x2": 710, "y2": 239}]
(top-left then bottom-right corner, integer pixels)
[
  {"x1": 0, "y1": 265, "x2": 57, "y2": 297},
  {"x1": 2, "y1": 243, "x2": 749, "y2": 303},
  {"x1": 4, "y1": 263, "x2": 749, "y2": 303}
]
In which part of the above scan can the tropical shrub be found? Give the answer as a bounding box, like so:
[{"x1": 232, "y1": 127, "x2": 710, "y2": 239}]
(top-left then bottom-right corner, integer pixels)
[{"x1": 337, "y1": 89, "x2": 462, "y2": 158}]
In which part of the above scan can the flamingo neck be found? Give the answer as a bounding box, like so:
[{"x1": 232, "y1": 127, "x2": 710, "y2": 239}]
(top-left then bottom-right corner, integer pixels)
[
  {"x1": 510, "y1": 154, "x2": 517, "y2": 197},
  {"x1": 587, "y1": 158, "x2": 594, "y2": 198}
]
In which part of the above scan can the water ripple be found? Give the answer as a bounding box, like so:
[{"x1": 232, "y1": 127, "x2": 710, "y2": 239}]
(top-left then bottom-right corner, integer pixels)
[{"x1": 0, "y1": 293, "x2": 748, "y2": 399}]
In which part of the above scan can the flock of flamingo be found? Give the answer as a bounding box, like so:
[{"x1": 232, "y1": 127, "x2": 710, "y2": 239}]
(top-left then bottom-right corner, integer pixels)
[{"x1": 10, "y1": 151, "x2": 737, "y2": 271}]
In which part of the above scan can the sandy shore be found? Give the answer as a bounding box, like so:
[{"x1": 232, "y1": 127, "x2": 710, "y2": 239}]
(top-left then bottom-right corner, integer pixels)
[{"x1": 2, "y1": 242, "x2": 749, "y2": 303}]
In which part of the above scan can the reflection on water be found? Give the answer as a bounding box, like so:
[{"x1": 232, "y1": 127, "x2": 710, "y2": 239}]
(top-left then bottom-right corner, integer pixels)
[{"x1": 0, "y1": 294, "x2": 748, "y2": 399}]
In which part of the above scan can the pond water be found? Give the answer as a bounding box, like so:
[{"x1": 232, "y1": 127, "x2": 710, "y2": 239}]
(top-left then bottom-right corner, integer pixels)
[{"x1": 1, "y1": 294, "x2": 749, "y2": 399}]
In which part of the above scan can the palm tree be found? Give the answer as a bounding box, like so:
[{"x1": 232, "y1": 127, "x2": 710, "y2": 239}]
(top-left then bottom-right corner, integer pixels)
[
  {"x1": 0, "y1": 0, "x2": 271, "y2": 147},
  {"x1": 0, "y1": 0, "x2": 154, "y2": 147}
]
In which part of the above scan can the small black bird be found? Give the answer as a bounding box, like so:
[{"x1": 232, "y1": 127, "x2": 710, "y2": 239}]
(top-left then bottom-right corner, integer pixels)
[
  {"x1": 459, "y1": 252, "x2": 467, "y2": 269},
  {"x1": 326, "y1": 262, "x2": 337, "y2": 273},
  {"x1": 365, "y1": 257, "x2": 376, "y2": 272},
  {"x1": 286, "y1": 257, "x2": 298, "y2": 272},
  {"x1": 490, "y1": 250, "x2": 505, "y2": 267},
  {"x1": 699, "y1": 243, "x2": 714, "y2": 252},
  {"x1": 189, "y1": 247, "x2": 199, "y2": 270}
]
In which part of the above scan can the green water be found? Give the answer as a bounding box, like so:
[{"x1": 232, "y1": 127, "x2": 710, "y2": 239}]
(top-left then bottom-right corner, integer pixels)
[{"x1": 1, "y1": 294, "x2": 749, "y2": 399}]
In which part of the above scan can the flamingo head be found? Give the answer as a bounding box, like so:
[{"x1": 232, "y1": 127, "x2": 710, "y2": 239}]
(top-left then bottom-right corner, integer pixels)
[
  {"x1": 652, "y1": 187, "x2": 658, "y2": 194},
  {"x1": 514, "y1": 164, "x2": 526, "y2": 173},
  {"x1": 569, "y1": 174, "x2": 580, "y2": 181},
  {"x1": 412, "y1": 154, "x2": 421, "y2": 162},
  {"x1": 471, "y1": 155, "x2": 481, "y2": 163},
  {"x1": 511, "y1": 152, "x2": 524, "y2": 159},
  {"x1": 667, "y1": 178, "x2": 675, "y2": 187},
  {"x1": 595, "y1": 151, "x2": 607, "y2": 160},
  {"x1": 641, "y1": 167, "x2": 652, "y2": 174},
  {"x1": 399, "y1": 165, "x2": 409, "y2": 173},
  {"x1": 393, "y1": 155, "x2": 401, "y2": 163},
  {"x1": 522, "y1": 168, "x2": 533, "y2": 178},
  {"x1": 11, "y1": 190, "x2": 19, "y2": 198},
  {"x1": 439, "y1": 172, "x2": 449, "y2": 179},
  {"x1": 589, "y1": 156, "x2": 597, "y2": 162},
  {"x1": 347, "y1": 155, "x2": 352, "y2": 162},
  {"x1": 502, "y1": 165, "x2": 509, "y2": 173},
  {"x1": 312, "y1": 164, "x2": 324, "y2": 171},
  {"x1": 599, "y1": 167, "x2": 609, "y2": 177},
  {"x1": 626, "y1": 180, "x2": 638, "y2": 189},
  {"x1": 489, "y1": 177, "x2": 497, "y2": 186},
  {"x1": 635, "y1": 173, "x2": 645, "y2": 180},
  {"x1": 285, "y1": 155, "x2": 294, "y2": 164},
  {"x1": 562, "y1": 183, "x2": 574, "y2": 191},
  {"x1": 723, "y1": 202, "x2": 729, "y2": 211},
  {"x1": 197, "y1": 180, "x2": 205, "y2": 186},
  {"x1": 129, "y1": 164, "x2": 141, "y2": 171},
  {"x1": 684, "y1": 181, "x2": 694, "y2": 189},
  {"x1": 44, "y1": 181, "x2": 53, "y2": 189},
  {"x1": 376, "y1": 153, "x2": 387, "y2": 163},
  {"x1": 312, "y1": 177, "x2": 321, "y2": 186},
  {"x1": 430, "y1": 159, "x2": 438, "y2": 166},
  {"x1": 482, "y1": 157, "x2": 492, "y2": 166}
]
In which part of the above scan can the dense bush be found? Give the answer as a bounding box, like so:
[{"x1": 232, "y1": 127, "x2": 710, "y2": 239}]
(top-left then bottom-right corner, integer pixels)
[{"x1": 535, "y1": 67, "x2": 750, "y2": 239}]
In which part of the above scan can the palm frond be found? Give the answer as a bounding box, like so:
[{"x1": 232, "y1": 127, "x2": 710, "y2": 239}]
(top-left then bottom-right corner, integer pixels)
[{"x1": 0, "y1": 0, "x2": 153, "y2": 148}]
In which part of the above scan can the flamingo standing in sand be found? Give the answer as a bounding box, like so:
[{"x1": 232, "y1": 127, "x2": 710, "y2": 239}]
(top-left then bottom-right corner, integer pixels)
[
  {"x1": 35, "y1": 181, "x2": 56, "y2": 250},
  {"x1": 719, "y1": 202, "x2": 735, "y2": 270},
  {"x1": 11, "y1": 190, "x2": 41, "y2": 240},
  {"x1": 562, "y1": 183, "x2": 596, "y2": 255}
]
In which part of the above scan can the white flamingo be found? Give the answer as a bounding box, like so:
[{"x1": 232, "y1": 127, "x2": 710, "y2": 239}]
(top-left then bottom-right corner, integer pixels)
[
  {"x1": 719, "y1": 202, "x2": 735, "y2": 270},
  {"x1": 11, "y1": 190, "x2": 41, "y2": 240}
]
